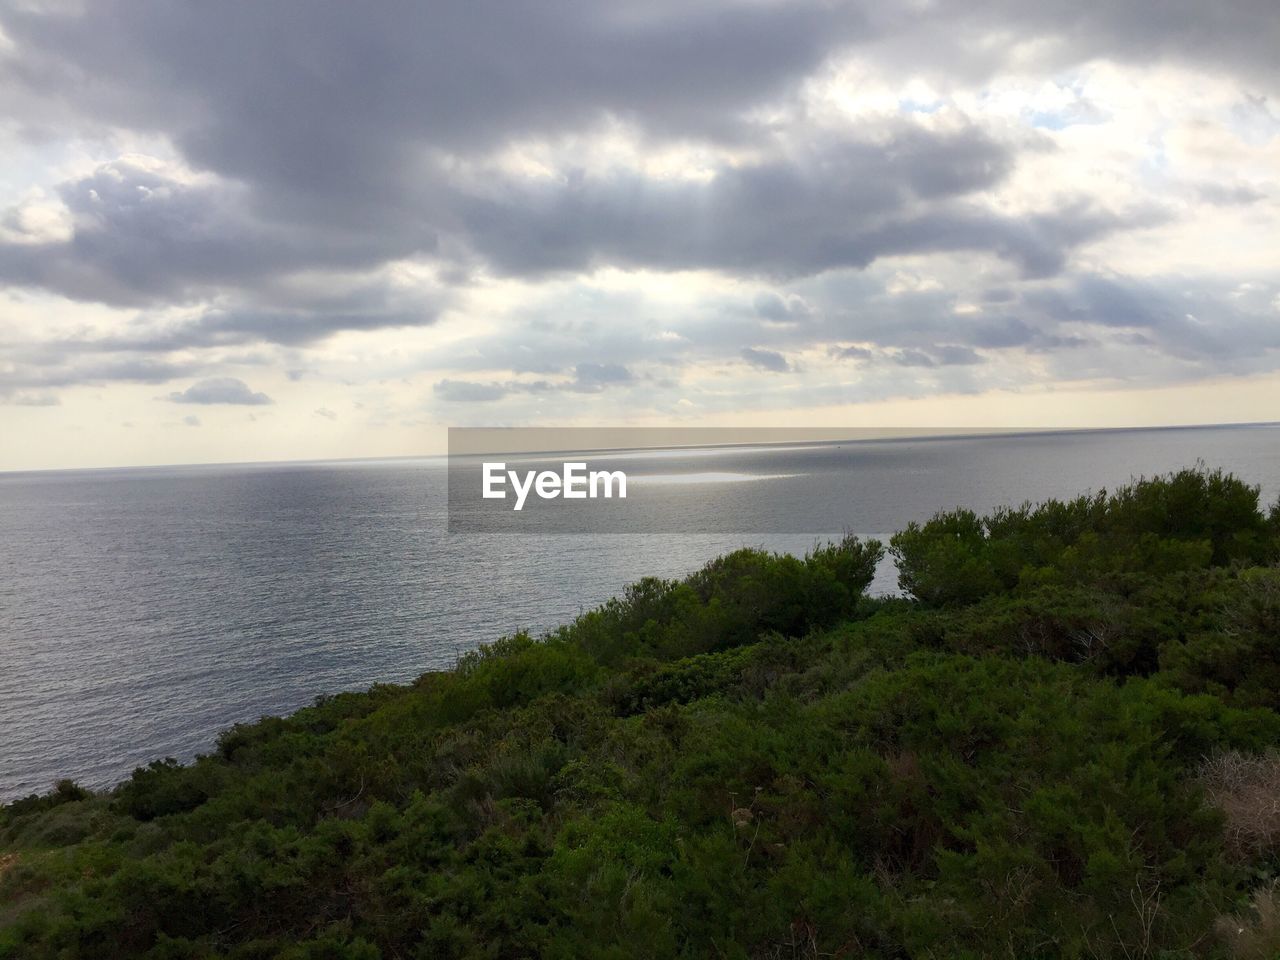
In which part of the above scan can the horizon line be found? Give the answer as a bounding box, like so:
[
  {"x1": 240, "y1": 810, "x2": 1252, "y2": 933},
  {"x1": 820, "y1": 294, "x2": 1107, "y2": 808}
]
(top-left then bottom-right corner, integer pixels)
[{"x1": 3, "y1": 419, "x2": 1278, "y2": 476}]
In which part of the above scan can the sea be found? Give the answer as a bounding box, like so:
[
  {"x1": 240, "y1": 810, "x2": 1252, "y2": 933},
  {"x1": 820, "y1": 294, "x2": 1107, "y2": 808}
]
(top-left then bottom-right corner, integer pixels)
[{"x1": 1, "y1": 423, "x2": 1278, "y2": 802}]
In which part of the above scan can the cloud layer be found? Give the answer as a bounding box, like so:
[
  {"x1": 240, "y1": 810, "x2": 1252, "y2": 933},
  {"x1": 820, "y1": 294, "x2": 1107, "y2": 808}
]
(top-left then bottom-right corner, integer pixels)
[
  {"x1": 168, "y1": 378, "x2": 272, "y2": 406},
  {"x1": 0, "y1": 0, "x2": 1277, "y2": 456}
]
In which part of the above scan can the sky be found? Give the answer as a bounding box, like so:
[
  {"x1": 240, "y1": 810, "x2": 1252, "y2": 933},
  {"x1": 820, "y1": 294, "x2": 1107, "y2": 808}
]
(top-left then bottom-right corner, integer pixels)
[{"x1": 0, "y1": 0, "x2": 1277, "y2": 469}]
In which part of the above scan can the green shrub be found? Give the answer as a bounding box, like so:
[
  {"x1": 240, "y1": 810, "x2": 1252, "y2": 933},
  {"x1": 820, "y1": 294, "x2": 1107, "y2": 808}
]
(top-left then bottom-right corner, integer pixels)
[{"x1": 892, "y1": 466, "x2": 1273, "y2": 605}]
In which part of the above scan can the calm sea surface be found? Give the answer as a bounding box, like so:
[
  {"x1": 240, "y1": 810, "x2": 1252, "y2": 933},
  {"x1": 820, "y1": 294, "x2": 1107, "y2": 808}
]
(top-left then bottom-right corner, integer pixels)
[{"x1": 2, "y1": 424, "x2": 1278, "y2": 801}]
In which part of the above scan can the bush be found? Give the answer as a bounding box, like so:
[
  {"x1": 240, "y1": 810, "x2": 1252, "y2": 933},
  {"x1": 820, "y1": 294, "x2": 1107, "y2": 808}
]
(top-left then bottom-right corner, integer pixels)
[
  {"x1": 891, "y1": 466, "x2": 1273, "y2": 606},
  {"x1": 558, "y1": 535, "x2": 882, "y2": 663},
  {"x1": 1200, "y1": 751, "x2": 1280, "y2": 862},
  {"x1": 1217, "y1": 882, "x2": 1280, "y2": 960},
  {"x1": 116, "y1": 758, "x2": 223, "y2": 821}
]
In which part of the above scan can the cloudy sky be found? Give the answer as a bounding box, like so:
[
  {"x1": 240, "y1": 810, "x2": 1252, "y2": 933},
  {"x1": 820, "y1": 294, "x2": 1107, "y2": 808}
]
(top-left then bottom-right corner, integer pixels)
[{"x1": 1, "y1": 0, "x2": 1277, "y2": 468}]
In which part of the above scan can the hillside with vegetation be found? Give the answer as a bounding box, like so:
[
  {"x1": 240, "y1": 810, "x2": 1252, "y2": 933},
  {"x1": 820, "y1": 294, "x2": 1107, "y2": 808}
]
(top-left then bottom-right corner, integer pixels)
[{"x1": 4, "y1": 467, "x2": 1280, "y2": 959}]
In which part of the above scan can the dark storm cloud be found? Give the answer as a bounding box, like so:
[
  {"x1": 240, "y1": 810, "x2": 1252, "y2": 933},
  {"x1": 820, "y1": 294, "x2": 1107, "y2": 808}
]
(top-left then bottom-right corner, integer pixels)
[
  {"x1": 983, "y1": 0, "x2": 1280, "y2": 82},
  {"x1": 0, "y1": 0, "x2": 864, "y2": 283},
  {"x1": 0, "y1": 0, "x2": 1203, "y2": 311},
  {"x1": 3, "y1": 0, "x2": 1272, "y2": 164},
  {"x1": 1028, "y1": 276, "x2": 1166, "y2": 329},
  {"x1": 933, "y1": 345, "x2": 984, "y2": 365},
  {"x1": 822, "y1": 272, "x2": 1280, "y2": 372},
  {"x1": 737, "y1": 275, "x2": 1042, "y2": 359},
  {"x1": 0, "y1": 123, "x2": 1091, "y2": 305},
  {"x1": 0, "y1": 1, "x2": 858, "y2": 165},
  {"x1": 1025, "y1": 275, "x2": 1280, "y2": 365},
  {"x1": 753, "y1": 292, "x2": 811, "y2": 324},
  {"x1": 0, "y1": 353, "x2": 209, "y2": 403},
  {"x1": 969, "y1": 317, "x2": 1037, "y2": 348},
  {"x1": 167, "y1": 377, "x2": 272, "y2": 405},
  {"x1": 0, "y1": 268, "x2": 446, "y2": 395},
  {"x1": 0, "y1": 159, "x2": 438, "y2": 308},
  {"x1": 741, "y1": 347, "x2": 790, "y2": 372},
  {"x1": 868, "y1": 200, "x2": 1171, "y2": 279},
  {"x1": 104, "y1": 283, "x2": 446, "y2": 351},
  {"x1": 833, "y1": 345, "x2": 874, "y2": 361},
  {"x1": 446, "y1": 125, "x2": 1124, "y2": 279}
]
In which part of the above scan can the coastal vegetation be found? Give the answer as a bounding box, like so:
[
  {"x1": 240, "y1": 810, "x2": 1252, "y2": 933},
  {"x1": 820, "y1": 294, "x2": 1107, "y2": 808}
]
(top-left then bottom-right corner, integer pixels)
[{"x1": 3, "y1": 467, "x2": 1280, "y2": 959}]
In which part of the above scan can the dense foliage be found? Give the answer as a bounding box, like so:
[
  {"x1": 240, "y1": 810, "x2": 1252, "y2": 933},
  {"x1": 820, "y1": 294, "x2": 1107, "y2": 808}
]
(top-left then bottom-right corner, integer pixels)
[{"x1": 3, "y1": 468, "x2": 1280, "y2": 959}]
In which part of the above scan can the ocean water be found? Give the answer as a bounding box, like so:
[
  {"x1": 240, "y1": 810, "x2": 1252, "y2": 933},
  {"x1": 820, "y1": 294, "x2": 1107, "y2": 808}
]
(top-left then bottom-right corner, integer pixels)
[{"x1": 1, "y1": 424, "x2": 1278, "y2": 802}]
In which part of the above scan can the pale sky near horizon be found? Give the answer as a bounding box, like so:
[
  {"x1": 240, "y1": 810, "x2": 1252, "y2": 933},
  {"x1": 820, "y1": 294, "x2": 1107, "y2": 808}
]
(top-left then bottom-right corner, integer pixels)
[{"x1": 1, "y1": 1, "x2": 1278, "y2": 470}]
